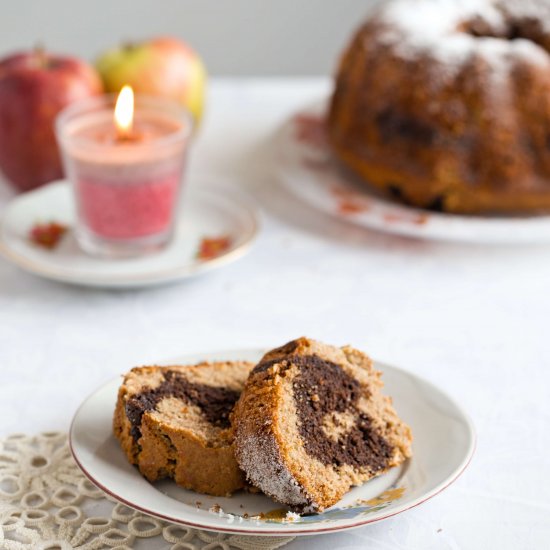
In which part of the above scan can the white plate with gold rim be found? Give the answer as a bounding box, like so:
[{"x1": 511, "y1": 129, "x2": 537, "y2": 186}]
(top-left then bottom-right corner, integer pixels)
[
  {"x1": 0, "y1": 180, "x2": 259, "y2": 288},
  {"x1": 278, "y1": 101, "x2": 550, "y2": 244},
  {"x1": 69, "y1": 348, "x2": 475, "y2": 536}
]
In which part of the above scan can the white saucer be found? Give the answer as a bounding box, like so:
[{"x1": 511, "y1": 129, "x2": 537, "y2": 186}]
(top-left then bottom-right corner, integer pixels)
[
  {"x1": 278, "y1": 101, "x2": 550, "y2": 244},
  {"x1": 70, "y1": 348, "x2": 475, "y2": 536},
  {"x1": 0, "y1": 180, "x2": 259, "y2": 288}
]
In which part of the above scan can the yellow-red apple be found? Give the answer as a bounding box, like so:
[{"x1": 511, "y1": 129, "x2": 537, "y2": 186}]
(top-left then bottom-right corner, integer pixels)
[{"x1": 96, "y1": 37, "x2": 206, "y2": 126}]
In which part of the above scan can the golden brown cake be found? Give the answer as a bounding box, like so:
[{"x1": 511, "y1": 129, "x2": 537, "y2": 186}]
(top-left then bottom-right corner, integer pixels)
[
  {"x1": 232, "y1": 338, "x2": 412, "y2": 513},
  {"x1": 328, "y1": 0, "x2": 550, "y2": 214},
  {"x1": 114, "y1": 361, "x2": 253, "y2": 496}
]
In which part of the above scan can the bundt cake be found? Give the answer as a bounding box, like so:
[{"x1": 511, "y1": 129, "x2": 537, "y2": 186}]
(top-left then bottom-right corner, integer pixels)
[
  {"x1": 232, "y1": 338, "x2": 412, "y2": 513},
  {"x1": 114, "y1": 361, "x2": 253, "y2": 496},
  {"x1": 328, "y1": 0, "x2": 550, "y2": 214}
]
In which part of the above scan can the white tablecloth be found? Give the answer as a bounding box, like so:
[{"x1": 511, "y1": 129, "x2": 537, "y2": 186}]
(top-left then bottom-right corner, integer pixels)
[{"x1": 1, "y1": 78, "x2": 549, "y2": 550}]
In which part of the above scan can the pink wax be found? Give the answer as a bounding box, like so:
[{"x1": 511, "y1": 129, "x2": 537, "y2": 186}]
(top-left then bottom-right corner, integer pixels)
[{"x1": 76, "y1": 171, "x2": 181, "y2": 239}]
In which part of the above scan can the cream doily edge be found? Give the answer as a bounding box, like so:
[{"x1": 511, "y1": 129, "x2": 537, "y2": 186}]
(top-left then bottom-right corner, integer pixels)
[{"x1": 0, "y1": 432, "x2": 294, "y2": 550}]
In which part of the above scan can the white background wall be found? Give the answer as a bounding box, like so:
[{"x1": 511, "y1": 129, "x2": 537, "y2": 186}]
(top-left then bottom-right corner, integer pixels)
[{"x1": 1, "y1": 0, "x2": 378, "y2": 75}]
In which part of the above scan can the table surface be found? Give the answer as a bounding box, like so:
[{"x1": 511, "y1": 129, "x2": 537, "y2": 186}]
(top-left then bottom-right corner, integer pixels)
[{"x1": 1, "y1": 78, "x2": 549, "y2": 550}]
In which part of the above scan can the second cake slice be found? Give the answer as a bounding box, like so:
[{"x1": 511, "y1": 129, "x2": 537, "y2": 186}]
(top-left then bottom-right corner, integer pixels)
[{"x1": 232, "y1": 338, "x2": 413, "y2": 512}]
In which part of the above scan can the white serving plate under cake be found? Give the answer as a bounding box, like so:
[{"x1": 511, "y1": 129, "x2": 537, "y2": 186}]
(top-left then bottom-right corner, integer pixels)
[
  {"x1": 278, "y1": 101, "x2": 550, "y2": 245},
  {"x1": 70, "y1": 348, "x2": 475, "y2": 536}
]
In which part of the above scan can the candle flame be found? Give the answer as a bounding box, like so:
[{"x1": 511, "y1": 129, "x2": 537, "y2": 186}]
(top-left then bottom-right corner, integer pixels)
[{"x1": 114, "y1": 85, "x2": 134, "y2": 137}]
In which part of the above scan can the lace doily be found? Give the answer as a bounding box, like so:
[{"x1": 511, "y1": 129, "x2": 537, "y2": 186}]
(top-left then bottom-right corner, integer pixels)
[{"x1": 0, "y1": 432, "x2": 294, "y2": 550}]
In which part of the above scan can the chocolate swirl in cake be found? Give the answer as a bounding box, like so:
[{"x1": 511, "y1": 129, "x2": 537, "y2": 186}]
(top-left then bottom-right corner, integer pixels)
[
  {"x1": 292, "y1": 356, "x2": 392, "y2": 471},
  {"x1": 125, "y1": 370, "x2": 240, "y2": 441},
  {"x1": 254, "y1": 352, "x2": 393, "y2": 471}
]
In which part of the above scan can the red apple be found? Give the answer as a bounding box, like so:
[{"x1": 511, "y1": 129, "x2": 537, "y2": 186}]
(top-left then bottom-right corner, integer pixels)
[
  {"x1": 96, "y1": 37, "x2": 206, "y2": 126},
  {"x1": 0, "y1": 49, "x2": 103, "y2": 192}
]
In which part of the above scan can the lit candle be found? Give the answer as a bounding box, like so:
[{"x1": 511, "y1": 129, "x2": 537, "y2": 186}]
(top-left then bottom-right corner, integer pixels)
[{"x1": 55, "y1": 87, "x2": 192, "y2": 257}]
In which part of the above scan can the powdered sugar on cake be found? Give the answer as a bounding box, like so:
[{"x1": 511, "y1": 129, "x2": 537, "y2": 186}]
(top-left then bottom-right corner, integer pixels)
[
  {"x1": 236, "y1": 426, "x2": 317, "y2": 513},
  {"x1": 372, "y1": 0, "x2": 550, "y2": 79}
]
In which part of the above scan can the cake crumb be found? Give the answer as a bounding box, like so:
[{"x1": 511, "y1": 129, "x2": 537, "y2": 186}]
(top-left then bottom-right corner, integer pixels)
[
  {"x1": 285, "y1": 511, "x2": 301, "y2": 522},
  {"x1": 209, "y1": 504, "x2": 222, "y2": 514},
  {"x1": 195, "y1": 501, "x2": 202, "y2": 508}
]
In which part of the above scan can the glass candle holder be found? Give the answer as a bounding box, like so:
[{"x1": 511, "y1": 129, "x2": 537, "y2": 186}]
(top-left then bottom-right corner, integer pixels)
[{"x1": 55, "y1": 94, "x2": 192, "y2": 258}]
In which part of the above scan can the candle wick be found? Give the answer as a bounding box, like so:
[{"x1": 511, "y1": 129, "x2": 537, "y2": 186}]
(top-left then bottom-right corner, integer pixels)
[{"x1": 116, "y1": 128, "x2": 143, "y2": 143}]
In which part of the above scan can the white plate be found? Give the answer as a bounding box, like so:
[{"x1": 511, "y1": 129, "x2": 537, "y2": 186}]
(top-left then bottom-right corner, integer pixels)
[
  {"x1": 69, "y1": 348, "x2": 475, "y2": 536},
  {"x1": 0, "y1": 180, "x2": 259, "y2": 288},
  {"x1": 278, "y1": 102, "x2": 550, "y2": 244}
]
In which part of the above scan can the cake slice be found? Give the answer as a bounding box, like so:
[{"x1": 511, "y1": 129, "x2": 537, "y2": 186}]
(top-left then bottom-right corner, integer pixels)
[
  {"x1": 232, "y1": 338, "x2": 412, "y2": 513},
  {"x1": 114, "y1": 360, "x2": 253, "y2": 496}
]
